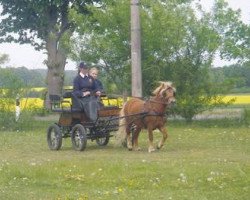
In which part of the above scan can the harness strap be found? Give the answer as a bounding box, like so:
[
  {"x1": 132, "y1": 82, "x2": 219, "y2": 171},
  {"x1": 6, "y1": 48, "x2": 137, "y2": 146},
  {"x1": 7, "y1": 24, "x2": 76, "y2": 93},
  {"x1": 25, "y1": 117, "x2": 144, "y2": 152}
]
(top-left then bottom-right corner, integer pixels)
[{"x1": 140, "y1": 99, "x2": 165, "y2": 128}]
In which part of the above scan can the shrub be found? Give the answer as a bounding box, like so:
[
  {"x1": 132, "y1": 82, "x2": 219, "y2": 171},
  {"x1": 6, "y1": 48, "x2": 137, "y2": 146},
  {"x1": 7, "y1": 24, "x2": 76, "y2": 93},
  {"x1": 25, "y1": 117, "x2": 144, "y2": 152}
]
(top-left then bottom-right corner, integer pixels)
[{"x1": 0, "y1": 110, "x2": 37, "y2": 131}]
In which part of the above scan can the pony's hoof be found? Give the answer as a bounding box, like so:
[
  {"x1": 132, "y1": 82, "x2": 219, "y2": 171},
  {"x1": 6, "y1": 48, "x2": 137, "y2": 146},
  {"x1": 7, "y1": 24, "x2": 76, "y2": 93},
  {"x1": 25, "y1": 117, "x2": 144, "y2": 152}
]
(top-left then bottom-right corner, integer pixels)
[
  {"x1": 128, "y1": 148, "x2": 133, "y2": 151},
  {"x1": 134, "y1": 147, "x2": 141, "y2": 151},
  {"x1": 157, "y1": 144, "x2": 162, "y2": 150},
  {"x1": 148, "y1": 147, "x2": 156, "y2": 153}
]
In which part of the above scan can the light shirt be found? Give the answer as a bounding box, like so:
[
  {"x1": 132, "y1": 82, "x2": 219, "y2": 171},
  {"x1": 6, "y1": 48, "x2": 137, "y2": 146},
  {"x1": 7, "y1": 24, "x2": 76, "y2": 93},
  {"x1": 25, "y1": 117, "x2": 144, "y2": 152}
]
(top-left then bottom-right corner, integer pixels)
[{"x1": 79, "y1": 72, "x2": 88, "y2": 78}]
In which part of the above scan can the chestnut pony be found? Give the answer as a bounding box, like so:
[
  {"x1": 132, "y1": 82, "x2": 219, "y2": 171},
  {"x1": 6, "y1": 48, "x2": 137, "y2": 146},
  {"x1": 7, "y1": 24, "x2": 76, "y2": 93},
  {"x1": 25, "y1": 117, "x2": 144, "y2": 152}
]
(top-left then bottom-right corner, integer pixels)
[{"x1": 116, "y1": 81, "x2": 176, "y2": 153}]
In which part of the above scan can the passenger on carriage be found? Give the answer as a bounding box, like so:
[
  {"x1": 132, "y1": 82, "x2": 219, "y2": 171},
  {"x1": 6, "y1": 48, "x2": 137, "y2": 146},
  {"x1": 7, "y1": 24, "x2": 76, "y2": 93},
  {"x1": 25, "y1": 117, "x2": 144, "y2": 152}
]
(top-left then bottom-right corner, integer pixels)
[
  {"x1": 72, "y1": 62, "x2": 102, "y2": 122},
  {"x1": 89, "y1": 67, "x2": 104, "y2": 93}
]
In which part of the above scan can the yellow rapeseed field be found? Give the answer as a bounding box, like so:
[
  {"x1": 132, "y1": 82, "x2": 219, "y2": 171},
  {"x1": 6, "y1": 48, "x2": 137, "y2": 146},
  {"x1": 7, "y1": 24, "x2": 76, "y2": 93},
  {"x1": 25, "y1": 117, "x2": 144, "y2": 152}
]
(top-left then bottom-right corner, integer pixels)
[
  {"x1": 222, "y1": 95, "x2": 250, "y2": 104},
  {"x1": 1, "y1": 94, "x2": 249, "y2": 111},
  {"x1": 20, "y1": 94, "x2": 250, "y2": 110},
  {"x1": 20, "y1": 98, "x2": 44, "y2": 110}
]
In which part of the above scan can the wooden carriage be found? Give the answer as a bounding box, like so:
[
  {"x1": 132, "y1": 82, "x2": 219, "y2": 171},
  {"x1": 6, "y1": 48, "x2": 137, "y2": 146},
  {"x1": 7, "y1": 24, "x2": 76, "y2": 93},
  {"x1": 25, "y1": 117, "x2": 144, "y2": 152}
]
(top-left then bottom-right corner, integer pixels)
[{"x1": 47, "y1": 91, "x2": 121, "y2": 151}]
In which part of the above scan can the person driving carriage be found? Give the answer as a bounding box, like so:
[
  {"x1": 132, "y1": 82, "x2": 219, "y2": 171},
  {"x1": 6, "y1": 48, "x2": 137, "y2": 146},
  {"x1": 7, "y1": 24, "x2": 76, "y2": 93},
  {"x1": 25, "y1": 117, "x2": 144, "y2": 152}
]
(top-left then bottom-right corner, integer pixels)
[{"x1": 72, "y1": 62, "x2": 102, "y2": 121}]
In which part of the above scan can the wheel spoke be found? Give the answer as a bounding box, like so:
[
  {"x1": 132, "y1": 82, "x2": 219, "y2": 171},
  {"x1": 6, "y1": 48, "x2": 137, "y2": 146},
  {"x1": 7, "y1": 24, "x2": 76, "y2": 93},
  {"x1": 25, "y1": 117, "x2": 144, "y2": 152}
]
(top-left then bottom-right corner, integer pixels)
[
  {"x1": 71, "y1": 124, "x2": 87, "y2": 151},
  {"x1": 47, "y1": 124, "x2": 62, "y2": 150}
]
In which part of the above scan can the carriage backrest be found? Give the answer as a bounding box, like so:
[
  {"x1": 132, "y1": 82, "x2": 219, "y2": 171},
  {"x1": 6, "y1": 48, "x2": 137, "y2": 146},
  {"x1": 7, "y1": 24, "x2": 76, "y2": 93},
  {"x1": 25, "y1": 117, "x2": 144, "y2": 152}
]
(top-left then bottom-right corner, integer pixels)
[
  {"x1": 49, "y1": 94, "x2": 62, "y2": 110},
  {"x1": 49, "y1": 91, "x2": 82, "y2": 112}
]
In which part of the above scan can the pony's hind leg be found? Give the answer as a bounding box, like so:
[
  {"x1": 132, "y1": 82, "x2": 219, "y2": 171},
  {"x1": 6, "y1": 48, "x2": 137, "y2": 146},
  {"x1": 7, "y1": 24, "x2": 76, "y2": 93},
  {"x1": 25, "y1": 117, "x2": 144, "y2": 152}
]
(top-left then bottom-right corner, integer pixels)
[
  {"x1": 132, "y1": 128, "x2": 141, "y2": 151},
  {"x1": 157, "y1": 126, "x2": 168, "y2": 150},
  {"x1": 126, "y1": 126, "x2": 133, "y2": 151}
]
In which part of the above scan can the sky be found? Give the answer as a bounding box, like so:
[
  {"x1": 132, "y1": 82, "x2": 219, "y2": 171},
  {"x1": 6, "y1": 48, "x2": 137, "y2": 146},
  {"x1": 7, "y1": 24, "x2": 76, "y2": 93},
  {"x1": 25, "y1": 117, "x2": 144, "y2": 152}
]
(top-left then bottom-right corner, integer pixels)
[{"x1": 0, "y1": 0, "x2": 249, "y2": 70}]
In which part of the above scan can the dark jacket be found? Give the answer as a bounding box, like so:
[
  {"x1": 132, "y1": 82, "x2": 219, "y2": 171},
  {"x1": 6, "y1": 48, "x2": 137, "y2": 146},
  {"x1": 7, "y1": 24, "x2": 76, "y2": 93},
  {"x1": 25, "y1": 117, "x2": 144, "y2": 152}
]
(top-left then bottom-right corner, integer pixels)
[
  {"x1": 73, "y1": 74, "x2": 100, "y2": 98},
  {"x1": 95, "y1": 79, "x2": 104, "y2": 93}
]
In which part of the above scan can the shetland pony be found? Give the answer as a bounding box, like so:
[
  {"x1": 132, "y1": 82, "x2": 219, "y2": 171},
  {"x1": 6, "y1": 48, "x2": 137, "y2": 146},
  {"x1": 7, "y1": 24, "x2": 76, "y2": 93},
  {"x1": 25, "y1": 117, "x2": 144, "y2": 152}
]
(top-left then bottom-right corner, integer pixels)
[{"x1": 116, "y1": 81, "x2": 176, "y2": 153}]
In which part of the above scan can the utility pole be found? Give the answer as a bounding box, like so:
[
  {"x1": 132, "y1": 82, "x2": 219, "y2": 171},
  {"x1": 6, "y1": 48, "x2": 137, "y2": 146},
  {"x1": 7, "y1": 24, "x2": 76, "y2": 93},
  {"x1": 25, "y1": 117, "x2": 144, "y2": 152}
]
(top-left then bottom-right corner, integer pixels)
[{"x1": 131, "y1": 0, "x2": 142, "y2": 97}]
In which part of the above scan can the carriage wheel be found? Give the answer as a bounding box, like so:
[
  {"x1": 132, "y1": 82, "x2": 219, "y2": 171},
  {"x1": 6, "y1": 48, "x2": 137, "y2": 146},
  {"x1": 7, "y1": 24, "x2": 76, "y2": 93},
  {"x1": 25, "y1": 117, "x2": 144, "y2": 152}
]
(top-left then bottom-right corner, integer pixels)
[
  {"x1": 47, "y1": 124, "x2": 62, "y2": 150},
  {"x1": 96, "y1": 133, "x2": 110, "y2": 146},
  {"x1": 71, "y1": 124, "x2": 87, "y2": 151}
]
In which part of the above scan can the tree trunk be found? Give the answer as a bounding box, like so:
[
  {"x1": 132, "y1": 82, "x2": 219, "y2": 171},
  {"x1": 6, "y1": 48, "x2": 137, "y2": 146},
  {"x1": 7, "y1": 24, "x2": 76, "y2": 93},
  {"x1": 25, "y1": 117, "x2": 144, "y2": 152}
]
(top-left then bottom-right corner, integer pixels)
[
  {"x1": 131, "y1": 0, "x2": 142, "y2": 97},
  {"x1": 44, "y1": 37, "x2": 66, "y2": 109}
]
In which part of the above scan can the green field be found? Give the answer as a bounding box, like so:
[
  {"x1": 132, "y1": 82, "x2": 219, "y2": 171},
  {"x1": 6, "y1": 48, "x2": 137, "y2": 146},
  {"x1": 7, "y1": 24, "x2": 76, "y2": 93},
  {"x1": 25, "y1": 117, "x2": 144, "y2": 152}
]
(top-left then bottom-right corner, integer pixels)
[{"x1": 0, "y1": 119, "x2": 249, "y2": 200}]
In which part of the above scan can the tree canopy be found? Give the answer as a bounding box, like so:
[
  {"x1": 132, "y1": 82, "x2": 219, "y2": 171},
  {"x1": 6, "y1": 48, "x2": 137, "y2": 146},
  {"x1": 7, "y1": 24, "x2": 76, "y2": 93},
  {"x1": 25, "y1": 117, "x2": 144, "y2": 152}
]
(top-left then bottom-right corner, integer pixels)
[
  {"x1": 69, "y1": 0, "x2": 249, "y2": 121},
  {"x1": 0, "y1": 0, "x2": 101, "y2": 107},
  {"x1": 0, "y1": 0, "x2": 249, "y2": 120}
]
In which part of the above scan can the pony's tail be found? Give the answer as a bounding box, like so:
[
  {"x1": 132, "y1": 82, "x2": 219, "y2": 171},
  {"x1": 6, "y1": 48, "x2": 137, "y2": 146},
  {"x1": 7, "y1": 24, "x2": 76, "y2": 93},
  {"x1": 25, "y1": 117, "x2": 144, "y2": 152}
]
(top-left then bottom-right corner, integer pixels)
[{"x1": 115, "y1": 104, "x2": 127, "y2": 146}]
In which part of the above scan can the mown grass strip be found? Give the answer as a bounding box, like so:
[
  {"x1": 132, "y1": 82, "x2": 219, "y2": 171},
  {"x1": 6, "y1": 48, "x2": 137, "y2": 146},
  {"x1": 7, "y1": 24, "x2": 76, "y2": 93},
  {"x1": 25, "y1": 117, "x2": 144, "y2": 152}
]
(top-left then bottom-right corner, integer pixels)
[{"x1": 0, "y1": 124, "x2": 249, "y2": 200}]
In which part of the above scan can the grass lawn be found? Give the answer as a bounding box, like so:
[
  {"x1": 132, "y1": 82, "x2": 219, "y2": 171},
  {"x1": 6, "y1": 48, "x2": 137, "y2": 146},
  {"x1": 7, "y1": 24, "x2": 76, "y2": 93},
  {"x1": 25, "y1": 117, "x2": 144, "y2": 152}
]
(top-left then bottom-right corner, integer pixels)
[{"x1": 0, "y1": 120, "x2": 249, "y2": 200}]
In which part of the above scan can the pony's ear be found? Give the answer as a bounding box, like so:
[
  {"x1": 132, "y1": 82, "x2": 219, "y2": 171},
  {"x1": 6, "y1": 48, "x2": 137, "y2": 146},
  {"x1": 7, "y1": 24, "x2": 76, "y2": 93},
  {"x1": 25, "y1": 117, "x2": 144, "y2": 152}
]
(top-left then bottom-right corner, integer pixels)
[
  {"x1": 171, "y1": 82, "x2": 176, "y2": 89},
  {"x1": 162, "y1": 90, "x2": 167, "y2": 98},
  {"x1": 170, "y1": 83, "x2": 176, "y2": 92}
]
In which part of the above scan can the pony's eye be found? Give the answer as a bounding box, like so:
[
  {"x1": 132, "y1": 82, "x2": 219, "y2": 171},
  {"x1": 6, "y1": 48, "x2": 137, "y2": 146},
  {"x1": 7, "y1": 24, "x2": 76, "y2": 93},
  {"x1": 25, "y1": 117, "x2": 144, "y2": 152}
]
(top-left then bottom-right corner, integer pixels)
[{"x1": 163, "y1": 91, "x2": 167, "y2": 97}]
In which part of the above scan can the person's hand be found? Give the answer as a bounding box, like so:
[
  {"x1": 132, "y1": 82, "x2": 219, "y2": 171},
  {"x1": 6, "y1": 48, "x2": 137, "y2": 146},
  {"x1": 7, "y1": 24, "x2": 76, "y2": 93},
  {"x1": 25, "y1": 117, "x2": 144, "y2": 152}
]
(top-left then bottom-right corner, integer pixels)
[
  {"x1": 95, "y1": 91, "x2": 101, "y2": 96},
  {"x1": 83, "y1": 91, "x2": 91, "y2": 96}
]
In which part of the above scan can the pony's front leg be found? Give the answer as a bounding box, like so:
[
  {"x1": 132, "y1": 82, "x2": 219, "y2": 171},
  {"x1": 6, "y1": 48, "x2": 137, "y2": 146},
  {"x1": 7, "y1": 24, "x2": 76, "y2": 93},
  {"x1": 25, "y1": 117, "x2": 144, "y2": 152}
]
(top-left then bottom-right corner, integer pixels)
[
  {"x1": 132, "y1": 129, "x2": 141, "y2": 151},
  {"x1": 148, "y1": 129, "x2": 155, "y2": 153},
  {"x1": 157, "y1": 127, "x2": 168, "y2": 150}
]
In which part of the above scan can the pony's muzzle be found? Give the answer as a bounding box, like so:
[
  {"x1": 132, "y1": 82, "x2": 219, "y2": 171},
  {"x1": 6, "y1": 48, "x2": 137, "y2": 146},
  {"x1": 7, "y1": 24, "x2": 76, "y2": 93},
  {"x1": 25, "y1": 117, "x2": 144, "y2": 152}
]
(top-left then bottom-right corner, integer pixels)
[{"x1": 168, "y1": 100, "x2": 176, "y2": 107}]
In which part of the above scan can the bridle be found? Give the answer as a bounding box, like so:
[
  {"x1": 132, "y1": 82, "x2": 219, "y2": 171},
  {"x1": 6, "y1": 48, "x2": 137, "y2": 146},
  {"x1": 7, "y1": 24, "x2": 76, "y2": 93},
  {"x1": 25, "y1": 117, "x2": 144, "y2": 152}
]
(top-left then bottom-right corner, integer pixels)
[
  {"x1": 148, "y1": 87, "x2": 176, "y2": 106},
  {"x1": 140, "y1": 89, "x2": 174, "y2": 117}
]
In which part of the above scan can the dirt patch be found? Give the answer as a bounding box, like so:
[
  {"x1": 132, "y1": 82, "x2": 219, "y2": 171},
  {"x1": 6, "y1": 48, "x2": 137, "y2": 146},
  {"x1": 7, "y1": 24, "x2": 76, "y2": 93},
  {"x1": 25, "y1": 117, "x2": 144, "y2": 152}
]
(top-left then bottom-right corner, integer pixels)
[
  {"x1": 169, "y1": 108, "x2": 244, "y2": 121},
  {"x1": 193, "y1": 108, "x2": 244, "y2": 120}
]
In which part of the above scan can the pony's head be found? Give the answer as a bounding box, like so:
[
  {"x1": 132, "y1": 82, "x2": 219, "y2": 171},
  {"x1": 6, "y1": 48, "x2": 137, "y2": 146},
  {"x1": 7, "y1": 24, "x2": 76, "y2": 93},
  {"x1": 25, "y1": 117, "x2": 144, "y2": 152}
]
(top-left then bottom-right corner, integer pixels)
[{"x1": 152, "y1": 81, "x2": 176, "y2": 106}]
